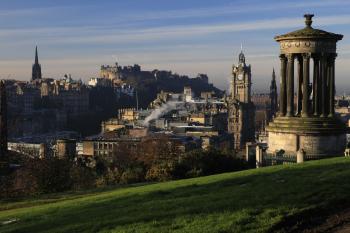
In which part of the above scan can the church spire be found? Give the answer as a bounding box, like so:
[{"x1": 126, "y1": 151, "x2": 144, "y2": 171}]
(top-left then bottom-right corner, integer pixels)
[
  {"x1": 35, "y1": 46, "x2": 39, "y2": 64},
  {"x1": 270, "y1": 68, "x2": 278, "y2": 120},
  {"x1": 32, "y1": 46, "x2": 42, "y2": 81},
  {"x1": 270, "y1": 68, "x2": 277, "y2": 89},
  {"x1": 238, "y1": 45, "x2": 245, "y2": 65}
]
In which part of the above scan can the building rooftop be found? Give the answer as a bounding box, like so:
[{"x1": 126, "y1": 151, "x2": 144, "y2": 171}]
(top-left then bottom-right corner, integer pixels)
[{"x1": 275, "y1": 14, "x2": 343, "y2": 41}]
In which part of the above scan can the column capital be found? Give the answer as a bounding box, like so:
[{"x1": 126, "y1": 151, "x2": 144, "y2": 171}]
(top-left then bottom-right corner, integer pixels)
[
  {"x1": 320, "y1": 52, "x2": 328, "y2": 60},
  {"x1": 302, "y1": 53, "x2": 311, "y2": 60},
  {"x1": 286, "y1": 53, "x2": 294, "y2": 60},
  {"x1": 328, "y1": 53, "x2": 337, "y2": 62},
  {"x1": 312, "y1": 53, "x2": 320, "y2": 61},
  {"x1": 279, "y1": 54, "x2": 287, "y2": 61}
]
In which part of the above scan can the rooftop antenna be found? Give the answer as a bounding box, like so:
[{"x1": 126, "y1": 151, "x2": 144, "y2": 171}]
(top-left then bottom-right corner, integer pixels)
[{"x1": 240, "y1": 43, "x2": 243, "y2": 52}]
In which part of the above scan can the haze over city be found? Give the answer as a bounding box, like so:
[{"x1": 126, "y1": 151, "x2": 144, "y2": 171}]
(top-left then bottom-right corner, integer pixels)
[
  {"x1": 1, "y1": 0, "x2": 350, "y2": 93},
  {"x1": 2, "y1": 0, "x2": 350, "y2": 232}
]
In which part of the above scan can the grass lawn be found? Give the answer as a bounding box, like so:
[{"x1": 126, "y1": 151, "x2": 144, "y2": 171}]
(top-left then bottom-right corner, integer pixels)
[{"x1": 1, "y1": 157, "x2": 350, "y2": 233}]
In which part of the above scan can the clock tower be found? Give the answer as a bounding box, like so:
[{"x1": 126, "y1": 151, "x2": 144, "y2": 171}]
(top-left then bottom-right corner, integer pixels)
[
  {"x1": 227, "y1": 49, "x2": 255, "y2": 151},
  {"x1": 230, "y1": 50, "x2": 252, "y2": 103}
]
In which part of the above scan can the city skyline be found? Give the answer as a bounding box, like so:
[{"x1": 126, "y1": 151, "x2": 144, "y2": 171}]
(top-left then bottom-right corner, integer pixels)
[{"x1": 1, "y1": 0, "x2": 350, "y2": 93}]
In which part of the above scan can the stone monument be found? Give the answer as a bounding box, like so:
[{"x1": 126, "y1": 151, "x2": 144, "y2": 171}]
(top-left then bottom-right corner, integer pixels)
[{"x1": 267, "y1": 14, "x2": 347, "y2": 158}]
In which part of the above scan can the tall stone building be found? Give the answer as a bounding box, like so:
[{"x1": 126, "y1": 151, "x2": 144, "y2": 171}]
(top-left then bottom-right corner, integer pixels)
[
  {"x1": 269, "y1": 68, "x2": 278, "y2": 120},
  {"x1": 227, "y1": 50, "x2": 255, "y2": 150},
  {"x1": 267, "y1": 14, "x2": 346, "y2": 158},
  {"x1": 0, "y1": 80, "x2": 8, "y2": 159},
  {"x1": 32, "y1": 46, "x2": 42, "y2": 81}
]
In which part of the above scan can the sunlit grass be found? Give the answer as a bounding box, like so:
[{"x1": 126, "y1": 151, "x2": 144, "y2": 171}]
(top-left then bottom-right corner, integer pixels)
[{"x1": 0, "y1": 157, "x2": 349, "y2": 233}]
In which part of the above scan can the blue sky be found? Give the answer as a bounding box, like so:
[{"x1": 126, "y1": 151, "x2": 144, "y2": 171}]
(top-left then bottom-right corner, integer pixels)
[{"x1": 1, "y1": 0, "x2": 350, "y2": 93}]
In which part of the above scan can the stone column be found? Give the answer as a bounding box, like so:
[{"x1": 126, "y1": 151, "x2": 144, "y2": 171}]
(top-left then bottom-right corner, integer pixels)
[
  {"x1": 297, "y1": 149, "x2": 305, "y2": 163},
  {"x1": 320, "y1": 54, "x2": 328, "y2": 117},
  {"x1": 328, "y1": 54, "x2": 336, "y2": 117},
  {"x1": 297, "y1": 55, "x2": 303, "y2": 115},
  {"x1": 302, "y1": 53, "x2": 310, "y2": 117},
  {"x1": 256, "y1": 145, "x2": 263, "y2": 168},
  {"x1": 313, "y1": 56, "x2": 320, "y2": 116},
  {"x1": 279, "y1": 55, "x2": 287, "y2": 116},
  {"x1": 286, "y1": 54, "x2": 294, "y2": 117},
  {"x1": 39, "y1": 143, "x2": 46, "y2": 159}
]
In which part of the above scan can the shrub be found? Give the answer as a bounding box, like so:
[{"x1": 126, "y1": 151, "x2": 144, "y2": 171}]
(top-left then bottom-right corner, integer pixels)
[
  {"x1": 120, "y1": 167, "x2": 145, "y2": 184},
  {"x1": 172, "y1": 149, "x2": 248, "y2": 179},
  {"x1": 31, "y1": 158, "x2": 72, "y2": 193},
  {"x1": 1, "y1": 157, "x2": 100, "y2": 198},
  {"x1": 104, "y1": 167, "x2": 122, "y2": 185},
  {"x1": 145, "y1": 162, "x2": 175, "y2": 182},
  {"x1": 70, "y1": 165, "x2": 97, "y2": 190}
]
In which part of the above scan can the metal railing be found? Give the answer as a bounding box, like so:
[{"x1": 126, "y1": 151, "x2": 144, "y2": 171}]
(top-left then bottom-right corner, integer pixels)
[{"x1": 263, "y1": 153, "x2": 297, "y2": 166}]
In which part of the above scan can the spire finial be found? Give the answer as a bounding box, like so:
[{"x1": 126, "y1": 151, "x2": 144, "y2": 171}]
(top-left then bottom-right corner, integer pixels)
[
  {"x1": 304, "y1": 14, "x2": 314, "y2": 28},
  {"x1": 238, "y1": 44, "x2": 245, "y2": 64},
  {"x1": 35, "y1": 46, "x2": 39, "y2": 64}
]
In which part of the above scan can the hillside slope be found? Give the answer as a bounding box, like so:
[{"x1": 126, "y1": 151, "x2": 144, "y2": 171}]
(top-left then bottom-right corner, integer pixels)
[{"x1": 1, "y1": 157, "x2": 350, "y2": 233}]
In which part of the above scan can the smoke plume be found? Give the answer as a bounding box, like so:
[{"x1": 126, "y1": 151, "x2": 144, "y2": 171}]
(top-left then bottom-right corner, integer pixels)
[{"x1": 143, "y1": 101, "x2": 178, "y2": 127}]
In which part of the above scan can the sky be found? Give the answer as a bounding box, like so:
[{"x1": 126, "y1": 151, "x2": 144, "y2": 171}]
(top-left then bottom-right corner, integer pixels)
[{"x1": 0, "y1": 0, "x2": 350, "y2": 93}]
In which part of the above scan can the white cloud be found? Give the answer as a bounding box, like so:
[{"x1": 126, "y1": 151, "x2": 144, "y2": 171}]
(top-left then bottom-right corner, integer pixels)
[
  {"x1": 1, "y1": 14, "x2": 350, "y2": 47},
  {"x1": 82, "y1": 0, "x2": 350, "y2": 23}
]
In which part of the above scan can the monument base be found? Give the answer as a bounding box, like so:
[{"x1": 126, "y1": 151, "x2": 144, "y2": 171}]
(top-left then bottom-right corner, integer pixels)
[{"x1": 266, "y1": 116, "x2": 347, "y2": 159}]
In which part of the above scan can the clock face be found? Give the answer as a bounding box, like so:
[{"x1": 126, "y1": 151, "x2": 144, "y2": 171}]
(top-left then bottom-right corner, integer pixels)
[{"x1": 237, "y1": 73, "x2": 243, "y2": 80}]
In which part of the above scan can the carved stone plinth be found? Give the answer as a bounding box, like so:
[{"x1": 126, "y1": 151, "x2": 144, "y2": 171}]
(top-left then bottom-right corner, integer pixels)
[{"x1": 267, "y1": 116, "x2": 347, "y2": 158}]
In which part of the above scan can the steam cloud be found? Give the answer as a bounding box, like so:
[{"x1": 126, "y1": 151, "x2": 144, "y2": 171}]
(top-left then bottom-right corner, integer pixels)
[{"x1": 143, "y1": 101, "x2": 178, "y2": 127}]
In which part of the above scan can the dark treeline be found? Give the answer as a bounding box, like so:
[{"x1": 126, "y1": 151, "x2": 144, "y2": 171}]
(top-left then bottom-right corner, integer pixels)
[{"x1": 1, "y1": 137, "x2": 248, "y2": 199}]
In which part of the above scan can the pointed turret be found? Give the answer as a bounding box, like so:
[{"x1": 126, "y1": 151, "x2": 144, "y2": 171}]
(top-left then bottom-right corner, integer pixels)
[
  {"x1": 32, "y1": 46, "x2": 42, "y2": 81},
  {"x1": 35, "y1": 46, "x2": 39, "y2": 64},
  {"x1": 269, "y1": 68, "x2": 278, "y2": 120},
  {"x1": 238, "y1": 45, "x2": 245, "y2": 65}
]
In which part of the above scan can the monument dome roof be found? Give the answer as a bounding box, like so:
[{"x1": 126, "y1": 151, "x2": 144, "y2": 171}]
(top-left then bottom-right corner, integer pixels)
[{"x1": 275, "y1": 14, "x2": 343, "y2": 41}]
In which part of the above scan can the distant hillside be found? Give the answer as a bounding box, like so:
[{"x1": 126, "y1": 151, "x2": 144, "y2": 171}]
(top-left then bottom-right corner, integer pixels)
[
  {"x1": 122, "y1": 70, "x2": 223, "y2": 108},
  {"x1": 1, "y1": 157, "x2": 350, "y2": 233}
]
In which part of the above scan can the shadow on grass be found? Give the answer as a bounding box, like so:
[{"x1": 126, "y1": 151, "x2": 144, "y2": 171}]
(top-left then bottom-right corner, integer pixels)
[
  {"x1": 1, "y1": 159, "x2": 350, "y2": 233},
  {"x1": 0, "y1": 181, "x2": 157, "y2": 211}
]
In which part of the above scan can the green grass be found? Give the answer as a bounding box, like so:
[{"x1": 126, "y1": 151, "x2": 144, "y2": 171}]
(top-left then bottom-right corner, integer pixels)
[{"x1": 1, "y1": 157, "x2": 350, "y2": 233}]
